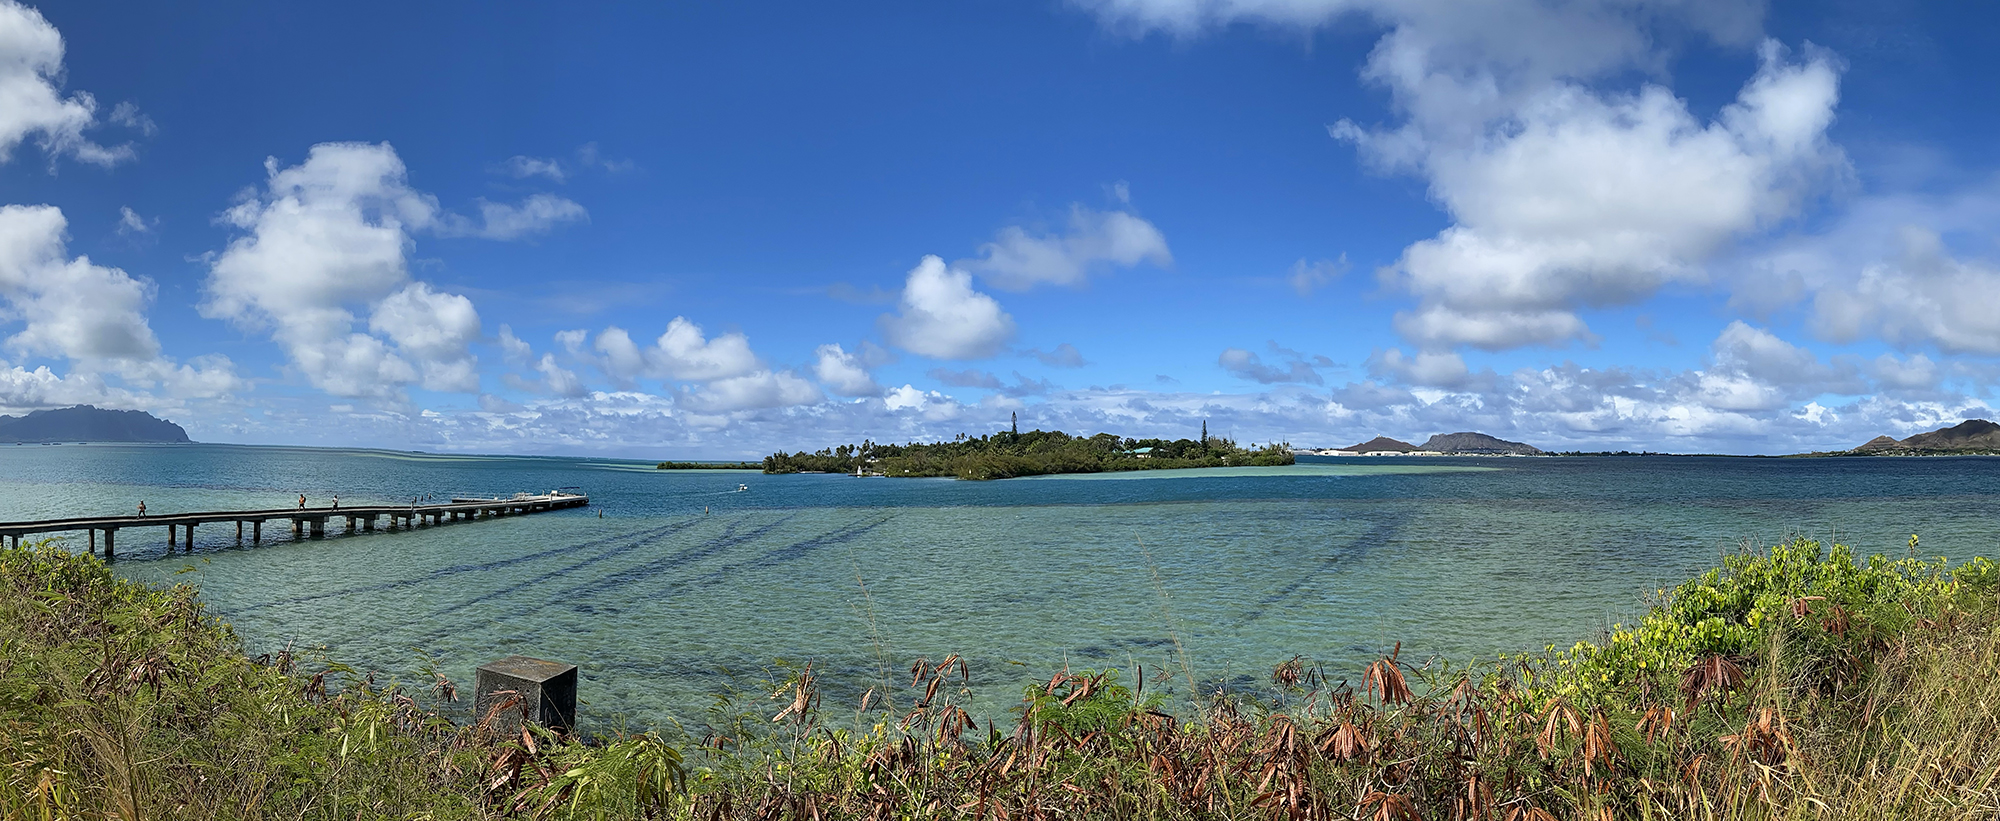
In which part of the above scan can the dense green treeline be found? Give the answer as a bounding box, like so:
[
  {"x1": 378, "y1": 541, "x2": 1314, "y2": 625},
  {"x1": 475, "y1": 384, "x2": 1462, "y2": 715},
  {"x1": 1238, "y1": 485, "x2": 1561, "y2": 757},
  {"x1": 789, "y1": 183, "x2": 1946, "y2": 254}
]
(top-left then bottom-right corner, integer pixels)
[
  {"x1": 762, "y1": 425, "x2": 1294, "y2": 480},
  {"x1": 654, "y1": 461, "x2": 760, "y2": 470}
]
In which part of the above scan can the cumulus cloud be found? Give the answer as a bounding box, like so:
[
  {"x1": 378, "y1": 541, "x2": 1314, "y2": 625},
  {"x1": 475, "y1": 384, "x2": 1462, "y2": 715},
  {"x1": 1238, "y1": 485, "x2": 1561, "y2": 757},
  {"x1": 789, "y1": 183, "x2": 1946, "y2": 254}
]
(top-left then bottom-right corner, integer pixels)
[
  {"x1": 812, "y1": 342, "x2": 883, "y2": 397},
  {"x1": 496, "y1": 327, "x2": 587, "y2": 398},
  {"x1": 880, "y1": 255, "x2": 1017, "y2": 359},
  {"x1": 928, "y1": 368, "x2": 1054, "y2": 397},
  {"x1": 1078, "y1": 1, "x2": 1841, "y2": 352},
  {"x1": 1366, "y1": 41, "x2": 1845, "y2": 350},
  {"x1": 0, "y1": 1, "x2": 134, "y2": 167},
  {"x1": 593, "y1": 317, "x2": 761, "y2": 383},
  {"x1": 0, "y1": 205, "x2": 238, "y2": 408},
  {"x1": 0, "y1": 204, "x2": 159, "y2": 362},
  {"x1": 677, "y1": 370, "x2": 823, "y2": 413},
  {"x1": 203, "y1": 142, "x2": 494, "y2": 398},
  {"x1": 965, "y1": 205, "x2": 1171, "y2": 290},
  {"x1": 1814, "y1": 228, "x2": 2000, "y2": 355}
]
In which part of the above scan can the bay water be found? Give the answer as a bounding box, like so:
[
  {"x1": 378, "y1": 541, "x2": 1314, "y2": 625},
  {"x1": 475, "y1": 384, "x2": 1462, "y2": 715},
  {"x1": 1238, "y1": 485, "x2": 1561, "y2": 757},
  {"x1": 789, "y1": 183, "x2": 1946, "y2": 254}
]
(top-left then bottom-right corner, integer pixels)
[{"x1": 5, "y1": 443, "x2": 1995, "y2": 728}]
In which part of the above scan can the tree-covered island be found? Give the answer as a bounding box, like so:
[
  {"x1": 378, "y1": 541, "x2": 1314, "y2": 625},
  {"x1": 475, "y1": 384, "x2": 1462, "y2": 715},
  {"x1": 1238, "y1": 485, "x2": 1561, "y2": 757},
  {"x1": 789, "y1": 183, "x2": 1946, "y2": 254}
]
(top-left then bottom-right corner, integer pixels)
[{"x1": 764, "y1": 418, "x2": 1292, "y2": 480}]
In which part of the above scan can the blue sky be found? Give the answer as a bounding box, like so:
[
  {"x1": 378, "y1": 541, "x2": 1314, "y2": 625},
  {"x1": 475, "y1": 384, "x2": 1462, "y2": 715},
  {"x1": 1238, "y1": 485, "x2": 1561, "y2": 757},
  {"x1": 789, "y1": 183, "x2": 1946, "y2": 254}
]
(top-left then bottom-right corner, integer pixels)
[{"x1": 2, "y1": 0, "x2": 1997, "y2": 457}]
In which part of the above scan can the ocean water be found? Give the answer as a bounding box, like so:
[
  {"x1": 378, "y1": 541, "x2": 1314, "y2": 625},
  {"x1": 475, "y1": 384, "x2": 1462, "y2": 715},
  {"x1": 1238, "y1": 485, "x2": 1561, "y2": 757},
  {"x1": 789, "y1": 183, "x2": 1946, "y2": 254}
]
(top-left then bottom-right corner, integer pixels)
[{"x1": 5, "y1": 443, "x2": 1997, "y2": 727}]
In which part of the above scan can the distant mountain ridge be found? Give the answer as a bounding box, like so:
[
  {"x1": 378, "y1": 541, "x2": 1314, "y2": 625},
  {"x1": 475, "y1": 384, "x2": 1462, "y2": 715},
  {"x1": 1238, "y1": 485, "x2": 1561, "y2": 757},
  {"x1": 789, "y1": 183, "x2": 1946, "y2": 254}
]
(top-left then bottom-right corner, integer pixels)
[
  {"x1": 0, "y1": 406, "x2": 190, "y2": 444},
  {"x1": 1335, "y1": 436, "x2": 1416, "y2": 453},
  {"x1": 1327, "y1": 431, "x2": 1546, "y2": 455},
  {"x1": 1853, "y1": 420, "x2": 2000, "y2": 454},
  {"x1": 1419, "y1": 431, "x2": 1544, "y2": 455}
]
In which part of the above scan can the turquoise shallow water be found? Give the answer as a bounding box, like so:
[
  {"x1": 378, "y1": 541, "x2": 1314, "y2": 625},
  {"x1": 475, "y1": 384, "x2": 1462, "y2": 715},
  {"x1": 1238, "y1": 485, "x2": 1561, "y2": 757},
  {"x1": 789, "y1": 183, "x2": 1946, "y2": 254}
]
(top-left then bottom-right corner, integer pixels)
[{"x1": 4, "y1": 444, "x2": 1996, "y2": 727}]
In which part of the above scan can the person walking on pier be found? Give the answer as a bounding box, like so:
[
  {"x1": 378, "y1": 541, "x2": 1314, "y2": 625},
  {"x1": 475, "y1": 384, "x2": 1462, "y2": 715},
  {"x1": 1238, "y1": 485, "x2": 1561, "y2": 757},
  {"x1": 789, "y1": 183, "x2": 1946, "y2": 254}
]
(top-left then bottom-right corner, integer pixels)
[
  {"x1": 298, "y1": 493, "x2": 306, "y2": 510},
  {"x1": 137, "y1": 500, "x2": 146, "y2": 517},
  {"x1": 331, "y1": 494, "x2": 339, "y2": 510}
]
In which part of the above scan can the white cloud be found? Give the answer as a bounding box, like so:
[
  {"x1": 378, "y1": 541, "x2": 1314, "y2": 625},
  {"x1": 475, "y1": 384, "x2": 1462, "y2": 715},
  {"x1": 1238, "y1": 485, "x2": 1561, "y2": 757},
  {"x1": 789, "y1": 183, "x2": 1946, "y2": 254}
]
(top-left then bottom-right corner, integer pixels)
[
  {"x1": 115, "y1": 206, "x2": 153, "y2": 236},
  {"x1": 203, "y1": 142, "x2": 476, "y2": 398},
  {"x1": 1219, "y1": 347, "x2": 1323, "y2": 385},
  {"x1": 1078, "y1": 1, "x2": 1840, "y2": 353},
  {"x1": 107, "y1": 101, "x2": 154, "y2": 136},
  {"x1": 812, "y1": 343, "x2": 882, "y2": 397},
  {"x1": 678, "y1": 370, "x2": 823, "y2": 413},
  {"x1": 0, "y1": 204, "x2": 159, "y2": 362},
  {"x1": 460, "y1": 193, "x2": 587, "y2": 240},
  {"x1": 368, "y1": 282, "x2": 482, "y2": 392},
  {"x1": 496, "y1": 324, "x2": 533, "y2": 361},
  {"x1": 0, "y1": 1, "x2": 133, "y2": 167},
  {"x1": 883, "y1": 384, "x2": 964, "y2": 422},
  {"x1": 1365, "y1": 41, "x2": 1845, "y2": 350},
  {"x1": 592, "y1": 317, "x2": 761, "y2": 384},
  {"x1": 1814, "y1": 227, "x2": 2000, "y2": 355},
  {"x1": 497, "y1": 155, "x2": 565, "y2": 182},
  {"x1": 0, "y1": 205, "x2": 239, "y2": 408},
  {"x1": 1288, "y1": 255, "x2": 1347, "y2": 297},
  {"x1": 965, "y1": 205, "x2": 1172, "y2": 290},
  {"x1": 880, "y1": 255, "x2": 1016, "y2": 359}
]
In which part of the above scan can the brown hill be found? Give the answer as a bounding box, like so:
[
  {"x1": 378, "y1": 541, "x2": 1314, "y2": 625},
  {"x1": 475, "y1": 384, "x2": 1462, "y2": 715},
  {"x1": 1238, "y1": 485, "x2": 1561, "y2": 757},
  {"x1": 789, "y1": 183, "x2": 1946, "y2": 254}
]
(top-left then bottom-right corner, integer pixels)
[
  {"x1": 1418, "y1": 432, "x2": 1544, "y2": 455},
  {"x1": 1855, "y1": 435, "x2": 1900, "y2": 453},
  {"x1": 1899, "y1": 419, "x2": 2000, "y2": 450},
  {"x1": 1337, "y1": 436, "x2": 1416, "y2": 453},
  {"x1": 1854, "y1": 420, "x2": 2000, "y2": 454}
]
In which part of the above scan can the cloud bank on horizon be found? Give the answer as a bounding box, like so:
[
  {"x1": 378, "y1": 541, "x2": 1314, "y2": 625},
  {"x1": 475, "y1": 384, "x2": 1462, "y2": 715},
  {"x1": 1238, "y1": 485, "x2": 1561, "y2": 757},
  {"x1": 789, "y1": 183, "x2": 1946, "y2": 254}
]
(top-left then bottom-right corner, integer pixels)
[{"x1": 0, "y1": 0, "x2": 1995, "y2": 456}]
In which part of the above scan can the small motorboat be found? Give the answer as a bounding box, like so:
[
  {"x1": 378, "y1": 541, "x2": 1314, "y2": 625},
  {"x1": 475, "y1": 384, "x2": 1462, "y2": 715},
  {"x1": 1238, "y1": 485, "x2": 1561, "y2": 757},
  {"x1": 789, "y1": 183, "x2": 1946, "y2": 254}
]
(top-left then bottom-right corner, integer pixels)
[{"x1": 736, "y1": 483, "x2": 749, "y2": 492}]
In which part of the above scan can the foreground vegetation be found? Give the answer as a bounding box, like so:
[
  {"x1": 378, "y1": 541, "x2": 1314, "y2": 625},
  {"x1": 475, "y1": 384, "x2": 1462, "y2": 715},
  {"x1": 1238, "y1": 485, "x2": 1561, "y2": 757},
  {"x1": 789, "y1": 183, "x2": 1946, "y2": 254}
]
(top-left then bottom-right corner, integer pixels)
[
  {"x1": 5, "y1": 538, "x2": 1999, "y2": 819},
  {"x1": 764, "y1": 425, "x2": 1294, "y2": 480}
]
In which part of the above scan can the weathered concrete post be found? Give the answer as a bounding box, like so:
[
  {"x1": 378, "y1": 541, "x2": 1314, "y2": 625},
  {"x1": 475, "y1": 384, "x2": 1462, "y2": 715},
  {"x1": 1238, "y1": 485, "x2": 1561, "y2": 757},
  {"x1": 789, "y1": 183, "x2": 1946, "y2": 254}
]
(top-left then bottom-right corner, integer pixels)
[
  {"x1": 167, "y1": 525, "x2": 176, "y2": 547},
  {"x1": 89, "y1": 529, "x2": 96, "y2": 553},
  {"x1": 473, "y1": 656, "x2": 578, "y2": 735},
  {"x1": 252, "y1": 520, "x2": 262, "y2": 543},
  {"x1": 236, "y1": 521, "x2": 243, "y2": 542},
  {"x1": 185, "y1": 523, "x2": 195, "y2": 550},
  {"x1": 103, "y1": 528, "x2": 114, "y2": 558}
]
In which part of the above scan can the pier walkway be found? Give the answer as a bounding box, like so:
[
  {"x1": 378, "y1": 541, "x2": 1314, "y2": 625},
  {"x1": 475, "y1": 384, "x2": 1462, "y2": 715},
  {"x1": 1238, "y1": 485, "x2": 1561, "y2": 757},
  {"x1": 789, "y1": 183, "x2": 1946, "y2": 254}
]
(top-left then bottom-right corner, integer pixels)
[{"x1": 0, "y1": 491, "x2": 589, "y2": 557}]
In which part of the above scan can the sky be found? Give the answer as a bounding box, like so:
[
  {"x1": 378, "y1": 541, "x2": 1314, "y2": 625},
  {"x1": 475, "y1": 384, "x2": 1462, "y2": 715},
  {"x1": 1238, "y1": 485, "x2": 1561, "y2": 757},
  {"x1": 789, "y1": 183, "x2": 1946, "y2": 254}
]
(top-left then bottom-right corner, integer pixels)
[{"x1": 2, "y1": 0, "x2": 1998, "y2": 457}]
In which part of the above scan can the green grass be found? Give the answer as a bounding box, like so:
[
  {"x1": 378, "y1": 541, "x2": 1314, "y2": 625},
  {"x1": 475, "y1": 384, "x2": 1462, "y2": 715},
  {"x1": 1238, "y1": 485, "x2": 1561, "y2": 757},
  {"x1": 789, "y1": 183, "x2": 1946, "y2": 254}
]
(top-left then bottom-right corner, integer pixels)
[{"x1": 3, "y1": 538, "x2": 1998, "y2": 819}]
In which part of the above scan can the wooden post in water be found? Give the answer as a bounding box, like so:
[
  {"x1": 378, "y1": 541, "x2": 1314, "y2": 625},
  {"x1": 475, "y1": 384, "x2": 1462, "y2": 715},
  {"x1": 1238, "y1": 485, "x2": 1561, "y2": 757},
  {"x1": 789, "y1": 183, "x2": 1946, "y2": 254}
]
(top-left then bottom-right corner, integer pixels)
[
  {"x1": 89, "y1": 529, "x2": 96, "y2": 554},
  {"x1": 167, "y1": 525, "x2": 175, "y2": 547},
  {"x1": 184, "y1": 523, "x2": 195, "y2": 551},
  {"x1": 252, "y1": 520, "x2": 261, "y2": 543},
  {"x1": 103, "y1": 528, "x2": 114, "y2": 558},
  {"x1": 236, "y1": 521, "x2": 243, "y2": 543}
]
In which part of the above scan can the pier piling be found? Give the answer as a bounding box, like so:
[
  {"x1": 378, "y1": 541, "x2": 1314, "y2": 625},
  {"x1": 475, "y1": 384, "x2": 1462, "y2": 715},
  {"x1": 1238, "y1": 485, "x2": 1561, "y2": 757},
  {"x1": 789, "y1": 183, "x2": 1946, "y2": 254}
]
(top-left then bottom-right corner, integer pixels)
[{"x1": 0, "y1": 492, "x2": 588, "y2": 557}]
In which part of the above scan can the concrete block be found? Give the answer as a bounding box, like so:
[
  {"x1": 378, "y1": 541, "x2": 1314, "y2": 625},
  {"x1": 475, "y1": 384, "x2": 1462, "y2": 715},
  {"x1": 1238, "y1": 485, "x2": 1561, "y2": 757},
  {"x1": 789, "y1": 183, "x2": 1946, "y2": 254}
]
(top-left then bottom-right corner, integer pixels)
[{"x1": 473, "y1": 655, "x2": 578, "y2": 734}]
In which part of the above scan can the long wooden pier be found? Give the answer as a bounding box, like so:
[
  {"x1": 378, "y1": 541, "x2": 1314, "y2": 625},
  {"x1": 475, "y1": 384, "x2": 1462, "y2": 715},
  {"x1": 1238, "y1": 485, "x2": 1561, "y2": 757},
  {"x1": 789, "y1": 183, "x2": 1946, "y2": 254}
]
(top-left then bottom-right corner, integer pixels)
[{"x1": 0, "y1": 491, "x2": 589, "y2": 558}]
